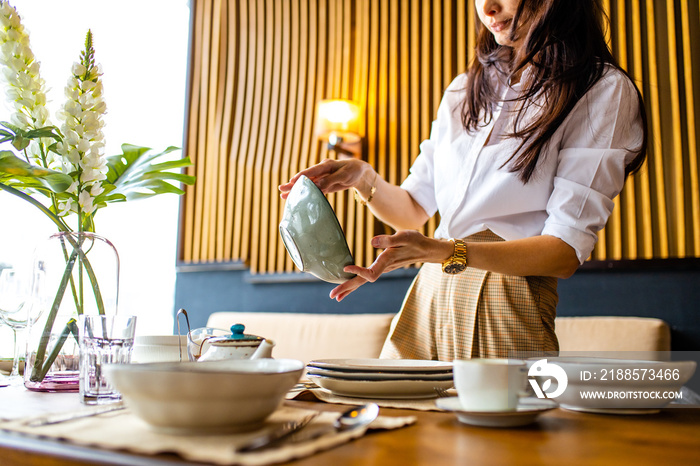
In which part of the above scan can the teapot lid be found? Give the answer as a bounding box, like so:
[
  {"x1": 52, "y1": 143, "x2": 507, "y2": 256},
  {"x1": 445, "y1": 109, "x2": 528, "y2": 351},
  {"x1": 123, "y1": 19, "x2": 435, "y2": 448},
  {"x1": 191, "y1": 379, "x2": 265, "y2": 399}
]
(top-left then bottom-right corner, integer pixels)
[{"x1": 211, "y1": 324, "x2": 264, "y2": 343}]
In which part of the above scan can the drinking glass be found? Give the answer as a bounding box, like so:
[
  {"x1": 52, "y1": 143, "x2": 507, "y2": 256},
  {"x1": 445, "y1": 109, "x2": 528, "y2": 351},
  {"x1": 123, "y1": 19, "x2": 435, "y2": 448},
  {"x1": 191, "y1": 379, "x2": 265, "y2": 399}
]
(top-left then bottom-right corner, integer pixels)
[
  {"x1": 0, "y1": 267, "x2": 29, "y2": 384},
  {"x1": 79, "y1": 315, "x2": 137, "y2": 405}
]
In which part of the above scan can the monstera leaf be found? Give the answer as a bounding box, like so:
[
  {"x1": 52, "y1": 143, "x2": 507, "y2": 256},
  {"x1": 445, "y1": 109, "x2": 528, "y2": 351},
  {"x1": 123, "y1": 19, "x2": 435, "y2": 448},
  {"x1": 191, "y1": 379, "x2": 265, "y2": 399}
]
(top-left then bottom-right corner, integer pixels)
[
  {"x1": 0, "y1": 150, "x2": 73, "y2": 192},
  {"x1": 105, "y1": 144, "x2": 195, "y2": 201}
]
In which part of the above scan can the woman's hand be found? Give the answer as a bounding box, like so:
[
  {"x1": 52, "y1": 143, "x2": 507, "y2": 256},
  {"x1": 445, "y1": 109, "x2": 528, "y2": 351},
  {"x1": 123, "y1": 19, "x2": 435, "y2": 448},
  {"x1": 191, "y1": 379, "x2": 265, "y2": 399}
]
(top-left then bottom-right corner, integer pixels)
[
  {"x1": 279, "y1": 158, "x2": 372, "y2": 199},
  {"x1": 329, "y1": 230, "x2": 453, "y2": 301}
]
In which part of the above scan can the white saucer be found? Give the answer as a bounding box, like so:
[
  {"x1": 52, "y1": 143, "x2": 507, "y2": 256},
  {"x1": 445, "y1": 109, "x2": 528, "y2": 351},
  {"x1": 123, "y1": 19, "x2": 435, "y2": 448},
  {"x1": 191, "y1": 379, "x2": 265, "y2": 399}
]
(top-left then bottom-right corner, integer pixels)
[
  {"x1": 436, "y1": 397, "x2": 558, "y2": 427},
  {"x1": 560, "y1": 404, "x2": 660, "y2": 415}
]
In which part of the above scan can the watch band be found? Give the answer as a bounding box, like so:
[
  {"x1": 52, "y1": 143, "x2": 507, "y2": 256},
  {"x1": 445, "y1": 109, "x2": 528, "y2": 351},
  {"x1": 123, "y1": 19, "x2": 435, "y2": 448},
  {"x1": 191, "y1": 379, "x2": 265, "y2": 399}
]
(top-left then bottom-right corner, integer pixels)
[{"x1": 442, "y1": 238, "x2": 468, "y2": 274}]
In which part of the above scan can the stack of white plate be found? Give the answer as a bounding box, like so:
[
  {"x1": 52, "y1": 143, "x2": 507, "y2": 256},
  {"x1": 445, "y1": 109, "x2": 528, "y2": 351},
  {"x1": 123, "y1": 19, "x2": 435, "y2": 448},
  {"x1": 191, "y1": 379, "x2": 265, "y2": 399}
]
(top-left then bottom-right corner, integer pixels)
[{"x1": 306, "y1": 358, "x2": 454, "y2": 399}]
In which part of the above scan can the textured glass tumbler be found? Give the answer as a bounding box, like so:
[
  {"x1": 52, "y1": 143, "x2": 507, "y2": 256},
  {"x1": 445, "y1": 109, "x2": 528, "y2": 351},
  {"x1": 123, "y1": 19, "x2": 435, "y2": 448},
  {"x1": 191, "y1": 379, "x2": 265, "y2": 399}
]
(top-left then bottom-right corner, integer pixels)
[{"x1": 79, "y1": 315, "x2": 137, "y2": 405}]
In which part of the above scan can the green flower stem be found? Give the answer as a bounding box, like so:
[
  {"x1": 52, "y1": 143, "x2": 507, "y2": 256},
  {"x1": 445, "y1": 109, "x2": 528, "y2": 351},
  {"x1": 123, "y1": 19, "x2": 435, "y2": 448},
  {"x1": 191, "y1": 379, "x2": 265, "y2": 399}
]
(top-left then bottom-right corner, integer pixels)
[
  {"x1": 29, "y1": 247, "x2": 78, "y2": 382},
  {"x1": 28, "y1": 234, "x2": 106, "y2": 382},
  {"x1": 34, "y1": 318, "x2": 79, "y2": 382},
  {"x1": 59, "y1": 236, "x2": 83, "y2": 315}
]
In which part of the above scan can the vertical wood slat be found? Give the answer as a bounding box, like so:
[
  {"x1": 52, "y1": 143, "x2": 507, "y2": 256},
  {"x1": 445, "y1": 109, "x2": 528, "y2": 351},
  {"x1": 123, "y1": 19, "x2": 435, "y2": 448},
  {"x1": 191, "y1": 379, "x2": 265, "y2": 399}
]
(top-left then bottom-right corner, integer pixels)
[
  {"x1": 611, "y1": 0, "x2": 637, "y2": 261},
  {"x1": 214, "y1": 0, "x2": 230, "y2": 262},
  {"x1": 243, "y1": 0, "x2": 267, "y2": 272},
  {"x1": 224, "y1": 0, "x2": 246, "y2": 262},
  {"x1": 181, "y1": 0, "x2": 204, "y2": 263},
  {"x1": 388, "y1": 0, "x2": 399, "y2": 187},
  {"x1": 181, "y1": 0, "x2": 700, "y2": 272},
  {"x1": 202, "y1": 0, "x2": 222, "y2": 261},
  {"x1": 594, "y1": 0, "x2": 611, "y2": 261},
  {"x1": 681, "y1": 0, "x2": 700, "y2": 256},
  {"x1": 400, "y1": 0, "x2": 410, "y2": 188},
  {"x1": 644, "y1": 0, "x2": 670, "y2": 258},
  {"x1": 268, "y1": 0, "x2": 289, "y2": 272},
  {"x1": 665, "y1": 0, "x2": 686, "y2": 258},
  {"x1": 630, "y1": 0, "x2": 653, "y2": 259}
]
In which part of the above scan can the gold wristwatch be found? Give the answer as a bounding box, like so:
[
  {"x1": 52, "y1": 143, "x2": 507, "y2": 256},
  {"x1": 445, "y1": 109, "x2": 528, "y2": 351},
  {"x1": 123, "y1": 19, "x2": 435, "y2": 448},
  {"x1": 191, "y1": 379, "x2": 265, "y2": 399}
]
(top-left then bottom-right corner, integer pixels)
[{"x1": 442, "y1": 238, "x2": 468, "y2": 274}]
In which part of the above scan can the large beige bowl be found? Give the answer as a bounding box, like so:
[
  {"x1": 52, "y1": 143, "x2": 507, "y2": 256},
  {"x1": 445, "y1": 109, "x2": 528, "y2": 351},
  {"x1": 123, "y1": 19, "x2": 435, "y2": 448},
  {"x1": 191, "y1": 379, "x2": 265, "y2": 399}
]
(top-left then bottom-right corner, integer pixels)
[
  {"x1": 104, "y1": 358, "x2": 304, "y2": 433},
  {"x1": 527, "y1": 357, "x2": 696, "y2": 414}
]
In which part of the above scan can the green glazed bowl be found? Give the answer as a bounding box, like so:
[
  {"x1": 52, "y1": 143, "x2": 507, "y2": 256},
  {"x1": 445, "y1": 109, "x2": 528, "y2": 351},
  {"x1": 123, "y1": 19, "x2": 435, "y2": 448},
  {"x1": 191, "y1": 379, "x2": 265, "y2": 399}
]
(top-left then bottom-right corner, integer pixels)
[{"x1": 279, "y1": 175, "x2": 356, "y2": 284}]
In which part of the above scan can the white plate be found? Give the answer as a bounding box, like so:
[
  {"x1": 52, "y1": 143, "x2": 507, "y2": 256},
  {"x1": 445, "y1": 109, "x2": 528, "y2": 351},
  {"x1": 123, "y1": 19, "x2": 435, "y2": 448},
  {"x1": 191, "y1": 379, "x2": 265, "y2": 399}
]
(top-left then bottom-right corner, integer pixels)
[
  {"x1": 307, "y1": 367, "x2": 453, "y2": 381},
  {"x1": 308, "y1": 358, "x2": 453, "y2": 373},
  {"x1": 308, "y1": 374, "x2": 454, "y2": 399},
  {"x1": 436, "y1": 397, "x2": 558, "y2": 428}
]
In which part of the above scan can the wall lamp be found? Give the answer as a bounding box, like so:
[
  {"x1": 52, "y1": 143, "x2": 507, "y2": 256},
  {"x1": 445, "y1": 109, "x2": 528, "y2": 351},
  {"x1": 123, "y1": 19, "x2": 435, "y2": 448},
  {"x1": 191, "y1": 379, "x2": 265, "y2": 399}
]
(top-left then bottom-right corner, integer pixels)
[{"x1": 315, "y1": 99, "x2": 362, "y2": 159}]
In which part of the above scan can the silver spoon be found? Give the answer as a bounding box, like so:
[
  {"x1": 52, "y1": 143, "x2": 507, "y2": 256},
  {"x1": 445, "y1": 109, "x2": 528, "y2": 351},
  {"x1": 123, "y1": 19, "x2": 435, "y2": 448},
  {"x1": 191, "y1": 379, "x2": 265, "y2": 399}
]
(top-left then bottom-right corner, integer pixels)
[
  {"x1": 294, "y1": 403, "x2": 379, "y2": 443},
  {"x1": 333, "y1": 403, "x2": 380, "y2": 433},
  {"x1": 237, "y1": 403, "x2": 379, "y2": 452}
]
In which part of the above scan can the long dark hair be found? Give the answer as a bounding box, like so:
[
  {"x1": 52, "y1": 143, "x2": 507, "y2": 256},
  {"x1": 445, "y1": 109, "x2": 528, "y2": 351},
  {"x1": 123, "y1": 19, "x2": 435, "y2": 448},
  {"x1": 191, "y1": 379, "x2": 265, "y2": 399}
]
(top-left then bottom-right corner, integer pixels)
[{"x1": 462, "y1": 0, "x2": 647, "y2": 183}]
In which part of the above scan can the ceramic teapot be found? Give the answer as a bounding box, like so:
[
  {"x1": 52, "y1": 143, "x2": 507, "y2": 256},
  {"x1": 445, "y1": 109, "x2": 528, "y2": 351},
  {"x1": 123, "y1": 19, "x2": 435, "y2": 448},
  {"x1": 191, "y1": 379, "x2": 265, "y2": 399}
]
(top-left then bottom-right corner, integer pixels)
[{"x1": 196, "y1": 324, "x2": 275, "y2": 362}]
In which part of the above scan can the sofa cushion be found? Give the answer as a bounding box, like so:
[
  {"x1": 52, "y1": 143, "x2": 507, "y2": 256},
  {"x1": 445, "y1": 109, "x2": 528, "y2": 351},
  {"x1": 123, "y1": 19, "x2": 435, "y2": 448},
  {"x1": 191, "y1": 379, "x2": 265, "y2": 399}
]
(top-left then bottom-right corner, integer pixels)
[
  {"x1": 555, "y1": 316, "x2": 671, "y2": 353},
  {"x1": 206, "y1": 312, "x2": 395, "y2": 364}
]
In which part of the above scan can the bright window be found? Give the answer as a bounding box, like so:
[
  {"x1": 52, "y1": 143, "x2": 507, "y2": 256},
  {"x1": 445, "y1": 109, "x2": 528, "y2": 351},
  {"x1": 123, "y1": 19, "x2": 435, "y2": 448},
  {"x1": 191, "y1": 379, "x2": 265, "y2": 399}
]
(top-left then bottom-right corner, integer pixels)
[{"x1": 0, "y1": 0, "x2": 191, "y2": 353}]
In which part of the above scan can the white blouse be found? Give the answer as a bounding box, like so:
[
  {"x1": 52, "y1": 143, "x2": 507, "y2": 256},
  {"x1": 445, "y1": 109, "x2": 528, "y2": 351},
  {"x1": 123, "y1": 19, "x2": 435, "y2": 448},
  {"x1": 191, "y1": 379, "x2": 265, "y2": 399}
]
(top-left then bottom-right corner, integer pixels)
[{"x1": 401, "y1": 67, "x2": 644, "y2": 264}]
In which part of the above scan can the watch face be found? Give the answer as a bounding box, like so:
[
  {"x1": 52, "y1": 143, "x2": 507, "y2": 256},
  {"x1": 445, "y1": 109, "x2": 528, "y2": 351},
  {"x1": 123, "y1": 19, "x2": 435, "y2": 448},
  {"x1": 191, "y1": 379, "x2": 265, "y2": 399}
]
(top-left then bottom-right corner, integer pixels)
[{"x1": 444, "y1": 262, "x2": 467, "y2": 274}]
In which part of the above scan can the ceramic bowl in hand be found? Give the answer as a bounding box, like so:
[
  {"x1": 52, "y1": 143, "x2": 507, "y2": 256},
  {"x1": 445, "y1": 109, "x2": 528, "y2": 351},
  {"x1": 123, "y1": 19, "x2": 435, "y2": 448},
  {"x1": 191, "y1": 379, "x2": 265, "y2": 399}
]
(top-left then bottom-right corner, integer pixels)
[
  {"x1": 104, "y1": 358, "x2": 304, "y2": 433},
  {"x1": 279, "y1": 175, "x2": 355, "y2": 284}
]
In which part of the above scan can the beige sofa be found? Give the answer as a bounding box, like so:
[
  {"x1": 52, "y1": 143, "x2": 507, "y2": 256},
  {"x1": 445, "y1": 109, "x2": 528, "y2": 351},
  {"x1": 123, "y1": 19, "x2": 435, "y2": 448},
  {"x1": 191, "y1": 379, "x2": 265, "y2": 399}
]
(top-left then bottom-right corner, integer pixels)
[{"x1": 206, "y1": 312, "x2": 671, "y2": 363}]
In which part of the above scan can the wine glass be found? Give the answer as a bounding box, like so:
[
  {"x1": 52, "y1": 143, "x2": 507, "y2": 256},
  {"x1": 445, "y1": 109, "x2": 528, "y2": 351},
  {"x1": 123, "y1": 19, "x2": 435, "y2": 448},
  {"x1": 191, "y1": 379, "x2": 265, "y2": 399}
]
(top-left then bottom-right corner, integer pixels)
[{"x1": 0, "y1": 266, "x2": 30, "y2": 385}]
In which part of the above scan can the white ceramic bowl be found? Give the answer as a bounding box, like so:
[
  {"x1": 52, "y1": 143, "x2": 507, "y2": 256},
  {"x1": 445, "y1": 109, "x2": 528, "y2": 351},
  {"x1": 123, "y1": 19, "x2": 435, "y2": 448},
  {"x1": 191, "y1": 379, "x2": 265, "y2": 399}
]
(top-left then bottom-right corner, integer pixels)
[
  {"x1": 104, "y1": 358, "x2": 304, "y2": 432},
  {"x1": 132, "y1": 335, "x2": 188, "y2": 363},
  {"x1": 527, "y1": 357, "x2": 696, "y2": 414}
]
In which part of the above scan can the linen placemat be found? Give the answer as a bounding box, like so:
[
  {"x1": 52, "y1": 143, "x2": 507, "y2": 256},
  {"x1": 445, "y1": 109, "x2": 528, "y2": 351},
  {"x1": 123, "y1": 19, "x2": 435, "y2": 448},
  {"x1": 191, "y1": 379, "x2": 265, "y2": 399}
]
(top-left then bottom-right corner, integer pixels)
[
  {"x1": 287, "y1": 387, "x2": 458, "y2": 411},
  {"x1": 0, "y1": 403, "x2": 416, "y2": 466}
]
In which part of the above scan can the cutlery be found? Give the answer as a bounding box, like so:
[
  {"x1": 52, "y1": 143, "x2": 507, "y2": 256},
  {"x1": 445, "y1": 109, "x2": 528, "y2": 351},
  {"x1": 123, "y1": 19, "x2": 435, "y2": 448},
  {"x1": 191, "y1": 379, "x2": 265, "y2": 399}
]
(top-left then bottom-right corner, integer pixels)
[
  {"x1": 236, "y1": 412, "x2": 320, "y2": 452},
  {"x1": 24, "y1": 402, "x2": 126, "y2": 427},
  {"x1": 290, "y1": 403, "x2": 379, "y2": 443},
  {"x1": 434, "y1": 386, "x2": 451, "y2": 398}
]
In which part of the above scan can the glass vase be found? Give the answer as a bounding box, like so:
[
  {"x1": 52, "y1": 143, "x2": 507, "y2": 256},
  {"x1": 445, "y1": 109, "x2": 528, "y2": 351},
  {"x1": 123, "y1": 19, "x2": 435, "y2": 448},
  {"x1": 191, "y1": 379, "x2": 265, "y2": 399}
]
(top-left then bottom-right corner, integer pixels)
[{"x1": 24, "y1": 232, "x2": 119, "y2": 392}]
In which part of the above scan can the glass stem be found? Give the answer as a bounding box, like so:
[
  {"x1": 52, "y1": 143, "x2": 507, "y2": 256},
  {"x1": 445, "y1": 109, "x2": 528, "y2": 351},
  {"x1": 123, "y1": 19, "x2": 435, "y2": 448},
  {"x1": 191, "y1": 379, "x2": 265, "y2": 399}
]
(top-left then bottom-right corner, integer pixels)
[{"x1": 11, "y1": 327, "x2": 21, "y2": 378}]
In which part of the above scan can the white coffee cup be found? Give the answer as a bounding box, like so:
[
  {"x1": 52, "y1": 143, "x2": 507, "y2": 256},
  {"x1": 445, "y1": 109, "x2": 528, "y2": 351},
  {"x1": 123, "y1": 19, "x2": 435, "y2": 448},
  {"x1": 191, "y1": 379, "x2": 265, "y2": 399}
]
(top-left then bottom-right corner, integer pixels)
[{"x1": 453, "y1": 358, "x2": 527, "y2": 412}]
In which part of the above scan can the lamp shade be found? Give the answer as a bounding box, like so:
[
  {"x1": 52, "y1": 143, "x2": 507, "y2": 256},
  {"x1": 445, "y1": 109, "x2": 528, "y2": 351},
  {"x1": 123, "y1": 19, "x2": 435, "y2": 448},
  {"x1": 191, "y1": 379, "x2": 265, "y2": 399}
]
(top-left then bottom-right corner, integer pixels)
[{"x1": 315, "y1": 99, "x2": 362, "y2": 143}]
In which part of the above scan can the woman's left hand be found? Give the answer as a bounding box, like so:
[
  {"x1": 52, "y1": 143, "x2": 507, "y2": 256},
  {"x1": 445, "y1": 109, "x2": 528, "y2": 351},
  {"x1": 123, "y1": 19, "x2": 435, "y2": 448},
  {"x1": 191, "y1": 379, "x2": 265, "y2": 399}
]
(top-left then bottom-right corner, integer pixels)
[{"x1": 329, "y1": 230, "x2": 453, "y2": 301}]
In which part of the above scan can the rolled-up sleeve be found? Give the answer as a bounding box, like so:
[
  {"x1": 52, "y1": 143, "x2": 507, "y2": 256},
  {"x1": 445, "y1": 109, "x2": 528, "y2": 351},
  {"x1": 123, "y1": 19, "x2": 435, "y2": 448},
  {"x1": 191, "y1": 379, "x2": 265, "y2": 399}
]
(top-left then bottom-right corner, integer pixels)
[
  {"x1": 542, "y1": 70, "x2": 644, "y2": 263},
  {"x1": 401, "y1": 135, "x2": 438, "y2": 217}
]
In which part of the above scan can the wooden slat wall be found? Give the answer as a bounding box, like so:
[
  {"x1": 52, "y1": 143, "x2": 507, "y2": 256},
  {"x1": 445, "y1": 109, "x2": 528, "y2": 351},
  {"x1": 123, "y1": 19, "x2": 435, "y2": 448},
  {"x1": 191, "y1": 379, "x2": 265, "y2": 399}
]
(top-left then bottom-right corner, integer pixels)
[{"x1": 179, "y1": 0, "x2": 700, "y2": 271}]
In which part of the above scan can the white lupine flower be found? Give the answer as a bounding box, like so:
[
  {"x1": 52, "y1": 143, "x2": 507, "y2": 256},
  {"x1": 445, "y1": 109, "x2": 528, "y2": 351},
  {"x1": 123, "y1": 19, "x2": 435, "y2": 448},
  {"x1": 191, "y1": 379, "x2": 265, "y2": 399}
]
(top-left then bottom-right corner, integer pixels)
[
  {"x1": 55, "y1": 30, "x2": 107, "y2": 219},
  {"x1": 78, "y1": 190, "x2": 95, "y2": 215},
  {"x1": 0, "y1": 1, "x2": 52, "y2": 161},
  {"x1": 57, "y1": 199, "x2": 74, "y2": 216}
]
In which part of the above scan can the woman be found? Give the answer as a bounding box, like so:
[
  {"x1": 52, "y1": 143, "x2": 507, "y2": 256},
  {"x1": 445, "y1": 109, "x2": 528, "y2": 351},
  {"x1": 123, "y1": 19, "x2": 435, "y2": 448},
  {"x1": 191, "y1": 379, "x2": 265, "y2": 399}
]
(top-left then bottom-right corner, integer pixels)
[{"x1": 279, "y1": 0, "x2": 647, "y2": 360}]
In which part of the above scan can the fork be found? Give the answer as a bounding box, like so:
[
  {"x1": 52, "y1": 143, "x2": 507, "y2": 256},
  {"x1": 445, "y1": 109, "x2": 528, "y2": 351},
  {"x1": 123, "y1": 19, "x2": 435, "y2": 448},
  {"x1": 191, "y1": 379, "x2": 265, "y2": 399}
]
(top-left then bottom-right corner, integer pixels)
[
  {"x1": 236, "y1": 412, "x2": 320, "y2": 452},
  {"x1": 434, "y1": 387, "x2": 451, "y2": 398}
]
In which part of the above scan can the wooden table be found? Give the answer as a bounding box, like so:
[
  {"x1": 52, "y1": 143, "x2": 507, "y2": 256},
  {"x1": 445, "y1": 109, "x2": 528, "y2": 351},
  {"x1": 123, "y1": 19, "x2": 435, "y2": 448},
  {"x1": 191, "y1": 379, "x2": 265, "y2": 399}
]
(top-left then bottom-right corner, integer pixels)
[{"x1": 1, "y1": 400, "x2": 699, "y2": 466}]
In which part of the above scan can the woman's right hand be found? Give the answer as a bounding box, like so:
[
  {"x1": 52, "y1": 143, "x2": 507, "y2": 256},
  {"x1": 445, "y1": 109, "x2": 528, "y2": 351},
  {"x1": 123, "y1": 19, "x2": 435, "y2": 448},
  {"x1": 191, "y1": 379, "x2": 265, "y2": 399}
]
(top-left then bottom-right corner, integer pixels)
[{"x1": 278, "y1": 158, "x2": 373, "y2": 200}]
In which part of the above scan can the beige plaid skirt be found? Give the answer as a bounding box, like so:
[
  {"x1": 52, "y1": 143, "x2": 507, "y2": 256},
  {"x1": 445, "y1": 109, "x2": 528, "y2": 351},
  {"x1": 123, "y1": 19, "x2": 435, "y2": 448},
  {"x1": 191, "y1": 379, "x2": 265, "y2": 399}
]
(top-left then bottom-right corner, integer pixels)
[{"x1": 379, "y1": 231, "x2": 559, "y2": 361}]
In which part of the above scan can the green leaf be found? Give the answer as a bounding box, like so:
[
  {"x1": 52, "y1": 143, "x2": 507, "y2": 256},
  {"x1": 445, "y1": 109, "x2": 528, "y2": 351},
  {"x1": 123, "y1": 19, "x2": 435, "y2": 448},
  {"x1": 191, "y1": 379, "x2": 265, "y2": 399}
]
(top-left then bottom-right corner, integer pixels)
[
  {"x1": 105, "y1": 144, "x2": 195, "y2": 201},
  {"x1": 0, "y1": 151, "x2": 73, "y2": 192}
]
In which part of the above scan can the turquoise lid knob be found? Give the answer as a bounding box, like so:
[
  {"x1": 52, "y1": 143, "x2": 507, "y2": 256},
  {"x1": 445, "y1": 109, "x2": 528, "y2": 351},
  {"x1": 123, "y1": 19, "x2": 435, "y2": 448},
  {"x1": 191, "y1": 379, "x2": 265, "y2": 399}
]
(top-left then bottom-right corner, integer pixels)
[
  {"x1": 225, "y1": 323, "x2": 263, "y2": 341},
  {"x1": 230, "y1": 324, "x2": 245, "y2": 338}
]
